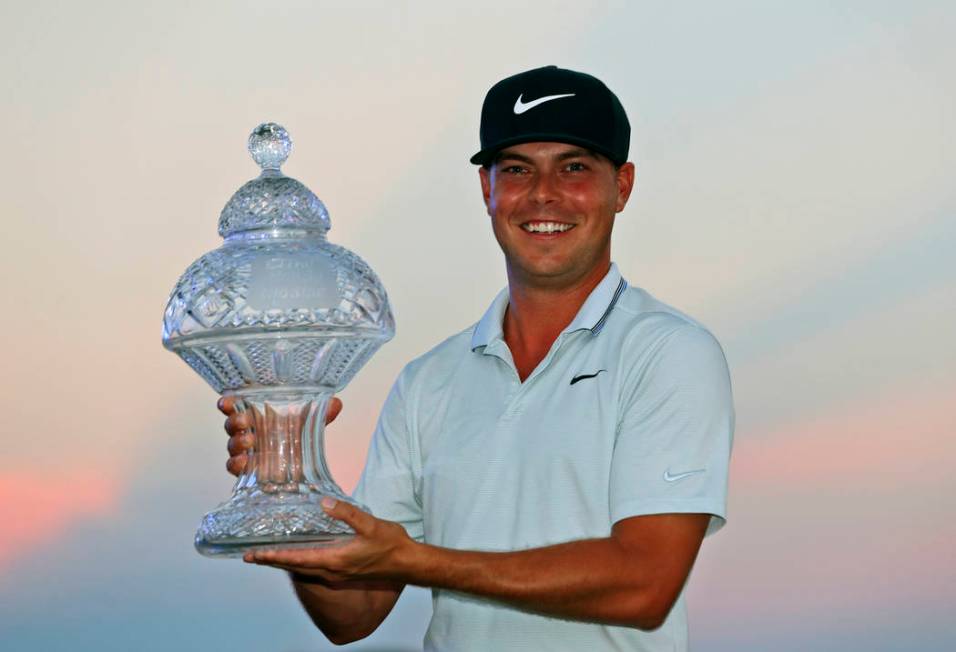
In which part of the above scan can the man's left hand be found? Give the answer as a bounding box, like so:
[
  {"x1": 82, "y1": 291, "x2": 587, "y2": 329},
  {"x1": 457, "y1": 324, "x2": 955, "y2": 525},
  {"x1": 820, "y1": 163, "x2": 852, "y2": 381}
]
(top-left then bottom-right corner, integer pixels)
[{"x1": 244, "y1": 498, "x2": 415, "y2": 584}]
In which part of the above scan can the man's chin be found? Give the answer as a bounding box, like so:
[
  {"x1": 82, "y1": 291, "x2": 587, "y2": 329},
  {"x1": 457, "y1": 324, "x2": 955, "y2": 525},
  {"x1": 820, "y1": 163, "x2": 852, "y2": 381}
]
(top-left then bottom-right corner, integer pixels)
[{"x1": 508, "y1": 260, "x2": 581, "y2": 287}]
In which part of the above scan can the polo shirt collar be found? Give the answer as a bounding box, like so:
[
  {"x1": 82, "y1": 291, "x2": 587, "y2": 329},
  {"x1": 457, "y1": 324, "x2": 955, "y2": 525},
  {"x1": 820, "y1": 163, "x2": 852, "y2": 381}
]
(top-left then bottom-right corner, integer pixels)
[{"x1": 470, "y1": 263, "x2": 627, "y2": 351}]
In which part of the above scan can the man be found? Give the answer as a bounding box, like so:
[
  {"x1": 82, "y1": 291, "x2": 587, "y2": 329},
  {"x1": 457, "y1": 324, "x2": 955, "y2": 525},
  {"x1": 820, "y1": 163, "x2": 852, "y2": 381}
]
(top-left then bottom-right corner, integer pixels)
[{"x1": 221, "y1": 65, "x2": 734, "y2": 651}]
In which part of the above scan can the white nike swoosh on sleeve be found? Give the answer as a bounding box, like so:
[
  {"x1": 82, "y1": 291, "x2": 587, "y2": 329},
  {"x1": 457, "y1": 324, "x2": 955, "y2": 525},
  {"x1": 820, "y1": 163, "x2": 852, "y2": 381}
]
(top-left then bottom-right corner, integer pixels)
[{"x1": 663, "y1": 469, "x2": 706, "y2": 482}]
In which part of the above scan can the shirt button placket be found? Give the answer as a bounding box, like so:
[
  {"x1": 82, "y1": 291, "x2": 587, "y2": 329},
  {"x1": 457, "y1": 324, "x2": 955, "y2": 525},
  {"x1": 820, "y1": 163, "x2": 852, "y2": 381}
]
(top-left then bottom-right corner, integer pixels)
[{"x1": 500, "y1": 379, "x2": 522, "y2": 422}]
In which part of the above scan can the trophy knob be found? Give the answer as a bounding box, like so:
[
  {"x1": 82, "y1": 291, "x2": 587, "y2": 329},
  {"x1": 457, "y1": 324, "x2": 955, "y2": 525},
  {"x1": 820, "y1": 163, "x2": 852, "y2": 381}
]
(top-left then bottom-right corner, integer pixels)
[{"x1": 248, "y1": 122, "x2": 292, "y2": 171}]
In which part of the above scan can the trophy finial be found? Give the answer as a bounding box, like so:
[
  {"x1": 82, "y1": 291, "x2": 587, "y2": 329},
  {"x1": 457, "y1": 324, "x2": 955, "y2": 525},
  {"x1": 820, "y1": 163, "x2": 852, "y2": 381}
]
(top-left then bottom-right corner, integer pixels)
[
  {"x1": 220, "y1": 122, "x2": 329, "y2": 237},
  {"x1": 248, "y1": 122, "x2": 292, "y2": 171}
]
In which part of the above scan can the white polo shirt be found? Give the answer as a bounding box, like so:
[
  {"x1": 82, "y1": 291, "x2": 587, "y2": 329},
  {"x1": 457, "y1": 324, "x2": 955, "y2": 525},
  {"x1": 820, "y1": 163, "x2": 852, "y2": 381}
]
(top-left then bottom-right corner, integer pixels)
[{"x1": 353, "y1": 263, "x2": 734, "y2": 652}]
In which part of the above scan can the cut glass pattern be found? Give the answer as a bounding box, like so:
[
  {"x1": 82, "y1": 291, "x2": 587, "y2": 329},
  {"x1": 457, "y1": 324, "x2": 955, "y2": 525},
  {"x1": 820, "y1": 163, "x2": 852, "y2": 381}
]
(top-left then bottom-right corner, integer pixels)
[{"x1": 162, "y1": 123, "x2": 394, "y2": 557}]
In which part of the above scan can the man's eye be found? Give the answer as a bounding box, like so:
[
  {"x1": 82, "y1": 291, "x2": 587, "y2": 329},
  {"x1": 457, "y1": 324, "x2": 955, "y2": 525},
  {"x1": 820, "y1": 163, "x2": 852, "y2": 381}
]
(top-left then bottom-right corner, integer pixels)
[
  {"x1": 566, "y1": 161, "x2": 587, "y2": 172},
  {"x1": 502, "y1": 165, "x2": 527, "y2": 174}
]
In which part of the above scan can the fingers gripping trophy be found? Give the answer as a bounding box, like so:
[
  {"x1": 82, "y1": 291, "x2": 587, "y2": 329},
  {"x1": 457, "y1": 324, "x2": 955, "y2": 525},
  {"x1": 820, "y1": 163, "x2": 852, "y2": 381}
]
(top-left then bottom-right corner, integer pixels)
[{"x1": 162, "y1": 123, "x2": 394, "y2": 557}]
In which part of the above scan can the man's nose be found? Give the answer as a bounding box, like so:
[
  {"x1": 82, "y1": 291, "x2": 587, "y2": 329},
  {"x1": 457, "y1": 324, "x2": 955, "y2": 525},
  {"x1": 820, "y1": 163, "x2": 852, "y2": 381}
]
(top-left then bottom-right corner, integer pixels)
[{"x1": 529, "y1": 171, "x2": 559, "y2": 204}]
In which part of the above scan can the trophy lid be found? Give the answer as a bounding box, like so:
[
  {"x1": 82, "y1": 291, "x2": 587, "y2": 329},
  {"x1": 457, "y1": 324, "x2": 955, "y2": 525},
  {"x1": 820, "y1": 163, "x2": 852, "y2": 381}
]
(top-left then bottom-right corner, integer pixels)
[
  {"x1": 218, "y1": 123, "x2": 331, "y2": 238},
  {"x1": 163, "y1": 121, "x2": 395, "y2": 395}
]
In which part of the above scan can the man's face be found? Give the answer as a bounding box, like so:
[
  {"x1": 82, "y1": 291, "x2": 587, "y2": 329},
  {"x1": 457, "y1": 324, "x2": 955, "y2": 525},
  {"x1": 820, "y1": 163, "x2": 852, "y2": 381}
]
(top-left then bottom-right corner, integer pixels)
[{"x1": 479, "y1": 141, "x2": 635, "y2": 289}]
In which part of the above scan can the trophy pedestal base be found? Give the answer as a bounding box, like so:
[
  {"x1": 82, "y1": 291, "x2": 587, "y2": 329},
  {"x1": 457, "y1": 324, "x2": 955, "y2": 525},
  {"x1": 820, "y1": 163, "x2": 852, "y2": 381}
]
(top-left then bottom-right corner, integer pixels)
[
  {"x1": 195, "y1": 488, "x2": 365, "y2": 558},
  {"x1": 196, "y1": 533, "x2": 356, "y2": 558}
]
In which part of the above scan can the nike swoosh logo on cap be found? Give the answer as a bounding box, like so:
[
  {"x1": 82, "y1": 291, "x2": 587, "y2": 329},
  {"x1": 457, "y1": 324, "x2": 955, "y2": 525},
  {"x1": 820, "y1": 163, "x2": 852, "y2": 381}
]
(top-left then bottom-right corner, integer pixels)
[
  {"x1": 663, "y1": 468, "x2": 706, "y2": 482},
  {"x1": 513, "y1": 93, "x2": 576, "y2": 115}
]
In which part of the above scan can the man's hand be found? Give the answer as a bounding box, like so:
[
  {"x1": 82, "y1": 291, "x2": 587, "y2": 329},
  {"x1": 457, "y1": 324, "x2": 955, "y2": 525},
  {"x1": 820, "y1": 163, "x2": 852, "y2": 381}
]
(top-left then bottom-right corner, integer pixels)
[
  {"x1": 218, "y1": 395, "x2": 343, "y2": 476},
  {"x1": 217, "y1": 395, "x2": 405, "y2": 645},
  {"x1": 243, "y1": 498, "x2": 416, "y2": 584}
]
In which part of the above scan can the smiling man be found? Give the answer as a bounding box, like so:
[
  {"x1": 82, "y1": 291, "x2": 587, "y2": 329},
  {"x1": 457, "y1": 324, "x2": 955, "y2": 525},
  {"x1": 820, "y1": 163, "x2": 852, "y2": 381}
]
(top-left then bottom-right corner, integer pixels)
[{"x1": 222, "y1": 65, "x2": 735, "y2": 651}]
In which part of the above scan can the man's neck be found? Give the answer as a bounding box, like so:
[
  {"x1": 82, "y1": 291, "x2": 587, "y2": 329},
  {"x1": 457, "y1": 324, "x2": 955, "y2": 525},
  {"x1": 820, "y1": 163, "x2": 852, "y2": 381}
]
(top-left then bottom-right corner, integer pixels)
[{"x1": 502, "y1": 262, "x2": 610, "y2": 380}]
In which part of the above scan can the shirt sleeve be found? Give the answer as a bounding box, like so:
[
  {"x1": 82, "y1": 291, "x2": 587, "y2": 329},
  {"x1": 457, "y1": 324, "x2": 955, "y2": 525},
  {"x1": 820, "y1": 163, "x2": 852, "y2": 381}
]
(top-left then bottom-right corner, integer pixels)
[
  {"x1": 609, "y1": 324, "x2": 735, "y2": 536},
  {"x1": 351, "y1": 366, "x2": 425, "y2": 542}
]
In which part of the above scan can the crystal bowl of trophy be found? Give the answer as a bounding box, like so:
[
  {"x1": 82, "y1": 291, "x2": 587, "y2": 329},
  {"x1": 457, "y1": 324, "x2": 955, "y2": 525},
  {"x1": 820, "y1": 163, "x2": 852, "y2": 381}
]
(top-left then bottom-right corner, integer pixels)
[{"x1": 162, "y1": 123, "x2": 394, "y2": 557}]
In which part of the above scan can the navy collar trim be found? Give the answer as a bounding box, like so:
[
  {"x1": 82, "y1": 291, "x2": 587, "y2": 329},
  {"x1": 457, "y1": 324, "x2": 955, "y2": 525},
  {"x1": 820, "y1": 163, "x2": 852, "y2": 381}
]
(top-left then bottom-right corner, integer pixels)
[
  {"x1": 471, "y1": 264, "x2": 627, "y2": 351},
  {"x1": 590, "y1": 277, "x2": 627, "y2": 336}
]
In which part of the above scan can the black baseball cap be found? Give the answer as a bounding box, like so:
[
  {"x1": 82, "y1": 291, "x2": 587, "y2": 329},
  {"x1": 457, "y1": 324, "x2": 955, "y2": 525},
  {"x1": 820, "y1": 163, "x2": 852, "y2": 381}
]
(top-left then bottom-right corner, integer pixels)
[{"x1": 470, "y1": 65, "x2": 630, "y2": 166}]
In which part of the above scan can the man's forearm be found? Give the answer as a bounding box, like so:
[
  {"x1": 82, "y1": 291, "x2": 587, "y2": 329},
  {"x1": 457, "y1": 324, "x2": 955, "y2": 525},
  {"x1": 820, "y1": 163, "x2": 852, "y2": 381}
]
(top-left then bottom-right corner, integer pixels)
[
  {"x1": 289, "y1": 574, "x2": 404, "y2": 645},
  {"x1": 248, "y1": 508, "x2": 705, "y2": 634},
  {"x1": 399, "y1": 537, "x2": 666, "y2": 629}
]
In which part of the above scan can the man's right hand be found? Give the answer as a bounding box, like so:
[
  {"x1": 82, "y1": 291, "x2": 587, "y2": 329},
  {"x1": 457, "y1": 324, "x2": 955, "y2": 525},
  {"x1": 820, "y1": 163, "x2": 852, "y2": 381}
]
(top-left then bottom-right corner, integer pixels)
[
  {"x1": 216, "y1": 394, "x2": 398, "y2": 645},
  {"x1": 217, "y1": 396, "x2": 344, "y2": 477}
]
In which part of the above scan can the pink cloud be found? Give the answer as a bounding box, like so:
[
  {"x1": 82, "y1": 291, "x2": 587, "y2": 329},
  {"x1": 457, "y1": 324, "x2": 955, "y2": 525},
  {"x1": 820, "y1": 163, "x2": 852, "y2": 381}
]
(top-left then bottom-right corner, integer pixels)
[
  {"x1": 688, "y1": 384, "x2": 956, "y2": 628},
  {"x1": 691, "y1": 518, "x2": 956, "y2": 638},
  {"x1": 731, "y1": 383, "x2": 956, "y2": 492},
  {"x1": 0, "y1": 470, "x2": 121, "y2": 576},
  {"x1": 325, "y1": 411, "x2": 381, "y2": 495}
]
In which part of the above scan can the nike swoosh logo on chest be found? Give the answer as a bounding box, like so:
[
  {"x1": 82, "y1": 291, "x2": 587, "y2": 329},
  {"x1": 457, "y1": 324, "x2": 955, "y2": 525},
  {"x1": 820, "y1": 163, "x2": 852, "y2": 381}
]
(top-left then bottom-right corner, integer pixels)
[{"x1": 570, "y1": 369, "x2": 607, "y2": 385}]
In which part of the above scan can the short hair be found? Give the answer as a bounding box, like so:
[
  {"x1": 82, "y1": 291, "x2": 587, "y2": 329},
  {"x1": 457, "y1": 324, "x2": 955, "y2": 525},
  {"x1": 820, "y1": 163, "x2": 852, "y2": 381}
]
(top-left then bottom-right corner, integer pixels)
[{"x1": 483, "y1": 146, "x2": 622, "y2": 171}]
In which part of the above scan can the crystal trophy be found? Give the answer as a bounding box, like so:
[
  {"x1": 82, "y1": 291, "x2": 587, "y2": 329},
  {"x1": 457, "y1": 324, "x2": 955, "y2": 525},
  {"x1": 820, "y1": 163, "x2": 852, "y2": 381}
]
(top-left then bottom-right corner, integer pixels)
[{"x1": 162, "y1": 123, "x2": 394, "y2": 557}]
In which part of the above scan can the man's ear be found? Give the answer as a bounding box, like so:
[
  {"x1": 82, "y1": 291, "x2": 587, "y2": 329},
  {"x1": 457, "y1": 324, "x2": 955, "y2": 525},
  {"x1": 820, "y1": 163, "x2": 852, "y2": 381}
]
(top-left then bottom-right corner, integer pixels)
[
  {"x1": 479, "y1": 166, "x2": 493, "y2": 217},
  {"x1": 615, "y1": 162, "x2": 636, "y2": 213}
]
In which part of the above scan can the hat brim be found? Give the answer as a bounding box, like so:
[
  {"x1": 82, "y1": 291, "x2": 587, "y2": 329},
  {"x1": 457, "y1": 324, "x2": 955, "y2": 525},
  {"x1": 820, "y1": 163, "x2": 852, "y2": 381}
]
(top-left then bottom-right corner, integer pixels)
[{"x1": 469, "y1": 133, "x2": 625, "y2": 166}]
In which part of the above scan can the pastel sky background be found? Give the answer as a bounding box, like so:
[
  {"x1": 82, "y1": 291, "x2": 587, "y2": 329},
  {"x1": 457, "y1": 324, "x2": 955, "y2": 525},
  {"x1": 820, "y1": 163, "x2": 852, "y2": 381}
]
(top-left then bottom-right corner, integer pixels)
[{"x1": 1, "y1": 1, "x2": 953, "y2": 650}]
